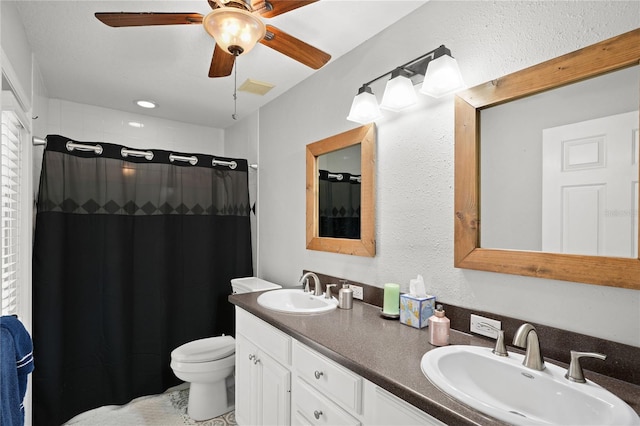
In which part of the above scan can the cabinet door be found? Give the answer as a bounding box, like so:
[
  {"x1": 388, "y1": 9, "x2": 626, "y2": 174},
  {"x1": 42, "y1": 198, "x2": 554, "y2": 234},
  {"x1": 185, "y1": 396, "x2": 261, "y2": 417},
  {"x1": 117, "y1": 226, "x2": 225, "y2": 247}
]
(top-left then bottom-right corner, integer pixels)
[
  {"x1": 235, "y1": 334, "x2": 260, "y2": 426},
  {"x1": 259, "y1": 350, "x2": 291, "y2": 426},
  {"x1": 366, "y1": 383, "x2": 445, "y2": 426}
]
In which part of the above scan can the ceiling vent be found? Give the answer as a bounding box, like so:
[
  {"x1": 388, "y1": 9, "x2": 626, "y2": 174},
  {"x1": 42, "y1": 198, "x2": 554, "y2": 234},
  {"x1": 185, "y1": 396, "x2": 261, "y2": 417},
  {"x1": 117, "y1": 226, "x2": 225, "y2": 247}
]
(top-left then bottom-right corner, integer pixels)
[{"x1": 238, "y1": 79, "x2": 275, "y2": 96}]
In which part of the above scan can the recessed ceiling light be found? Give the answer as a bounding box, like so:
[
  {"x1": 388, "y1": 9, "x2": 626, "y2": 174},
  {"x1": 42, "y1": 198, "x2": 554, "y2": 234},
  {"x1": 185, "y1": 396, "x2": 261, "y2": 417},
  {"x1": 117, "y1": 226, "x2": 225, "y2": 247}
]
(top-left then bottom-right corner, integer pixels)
[
  {"x1": 128, "y1": 121, "x2": 144, "y2": 128},
  {"x1": 135, "y1": 100, "x2": 157, "y2": 109}
]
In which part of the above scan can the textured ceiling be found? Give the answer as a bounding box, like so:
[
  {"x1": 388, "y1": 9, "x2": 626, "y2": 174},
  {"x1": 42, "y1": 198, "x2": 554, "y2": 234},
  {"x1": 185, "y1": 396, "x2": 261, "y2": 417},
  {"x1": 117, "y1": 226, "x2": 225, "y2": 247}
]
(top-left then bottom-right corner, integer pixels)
[{"x1": 14, "y1": 1, "x2": 428, "y2": 129}]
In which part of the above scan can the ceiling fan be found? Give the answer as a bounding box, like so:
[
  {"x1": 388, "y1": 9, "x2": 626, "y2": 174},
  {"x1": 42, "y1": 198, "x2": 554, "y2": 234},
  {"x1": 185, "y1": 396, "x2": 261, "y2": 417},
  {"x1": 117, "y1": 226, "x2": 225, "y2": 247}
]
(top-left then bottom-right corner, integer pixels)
[{"x1": 95, "y1": 0, "x2": 331, "y2": 78}]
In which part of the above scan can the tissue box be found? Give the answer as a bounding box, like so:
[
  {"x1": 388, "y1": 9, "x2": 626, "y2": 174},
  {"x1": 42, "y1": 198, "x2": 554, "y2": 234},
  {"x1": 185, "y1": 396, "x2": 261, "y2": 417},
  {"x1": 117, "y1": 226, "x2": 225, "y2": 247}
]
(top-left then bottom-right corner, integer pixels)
[{"x1": 400, "y1": 294, "x2": 436, "y2": 328}]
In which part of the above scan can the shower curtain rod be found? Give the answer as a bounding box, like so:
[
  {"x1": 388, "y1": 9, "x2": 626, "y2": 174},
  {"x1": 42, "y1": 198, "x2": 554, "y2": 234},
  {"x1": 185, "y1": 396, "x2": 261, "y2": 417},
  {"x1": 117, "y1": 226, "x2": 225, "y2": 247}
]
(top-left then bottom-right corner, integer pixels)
[
  {"x1": 33, "y1": 136, "x2": 47, "y2": 146},
  {"x1": 324, "y1": 172, "x2": 361, "y2": 183},
  {"x1": 121, "y1": 148, "x2": 154, "y2": 160},
  {"x1": 33, "y1": 136, "x2": 249, "y2": 169}
]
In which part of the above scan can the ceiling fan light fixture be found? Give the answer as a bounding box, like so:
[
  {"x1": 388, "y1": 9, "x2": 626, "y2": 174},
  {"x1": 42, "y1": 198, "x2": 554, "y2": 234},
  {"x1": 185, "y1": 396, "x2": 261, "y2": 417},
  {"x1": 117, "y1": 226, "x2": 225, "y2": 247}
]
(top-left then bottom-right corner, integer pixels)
[{"x1": 203, "y1": 8, "x2": 266, "y2": 56}]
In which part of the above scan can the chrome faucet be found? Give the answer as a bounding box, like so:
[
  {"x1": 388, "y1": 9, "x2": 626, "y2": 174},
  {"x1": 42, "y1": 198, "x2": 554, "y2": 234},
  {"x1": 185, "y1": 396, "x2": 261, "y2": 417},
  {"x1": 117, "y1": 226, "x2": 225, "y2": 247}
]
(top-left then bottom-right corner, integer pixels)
[
  {"x1": 300, "y1": 272, "x2": 323, "y2": 296},
  {"x1": 513, "y1": 323, "x2": 545, "y2": 371}
]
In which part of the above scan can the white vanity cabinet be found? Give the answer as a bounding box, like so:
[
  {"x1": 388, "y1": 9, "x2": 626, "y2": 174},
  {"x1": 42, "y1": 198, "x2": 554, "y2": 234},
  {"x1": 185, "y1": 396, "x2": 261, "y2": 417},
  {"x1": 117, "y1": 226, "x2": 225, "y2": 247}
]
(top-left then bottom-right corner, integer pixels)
[
  {"x1": 235, "y1": 308, "x2": 445, "y2": 426},
  {"x1": 235, "y1": 309, "x2": 292, "y2": 426}
]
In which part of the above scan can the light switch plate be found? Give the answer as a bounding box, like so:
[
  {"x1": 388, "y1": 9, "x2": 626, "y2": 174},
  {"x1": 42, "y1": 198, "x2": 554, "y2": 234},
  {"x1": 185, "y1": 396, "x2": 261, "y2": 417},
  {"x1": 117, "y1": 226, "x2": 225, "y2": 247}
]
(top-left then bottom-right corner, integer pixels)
[{"x1": 470, "y1": 314, "x2": 502, "y2": 339}]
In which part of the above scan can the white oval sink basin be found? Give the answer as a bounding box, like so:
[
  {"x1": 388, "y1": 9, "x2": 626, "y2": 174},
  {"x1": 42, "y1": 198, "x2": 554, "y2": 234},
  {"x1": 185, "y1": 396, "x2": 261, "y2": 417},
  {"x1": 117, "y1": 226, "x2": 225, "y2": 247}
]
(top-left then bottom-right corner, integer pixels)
[
  {"x1": 257, "y1": 289, "x2": 338, "y2": 314},
  {"x1": 421, "y1": 345, "x2": 639, "y2": 425}
]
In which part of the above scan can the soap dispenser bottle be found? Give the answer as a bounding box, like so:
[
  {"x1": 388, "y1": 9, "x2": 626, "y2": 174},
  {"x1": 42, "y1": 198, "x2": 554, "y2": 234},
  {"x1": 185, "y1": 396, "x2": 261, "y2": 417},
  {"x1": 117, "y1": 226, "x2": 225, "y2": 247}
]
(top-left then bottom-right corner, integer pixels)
[
  {"x1": 428, "y1": 305, "x2": 450, "y2": 346},
  {"x1": 338, "y1": 280, "x2": 353, "y2": 310}
]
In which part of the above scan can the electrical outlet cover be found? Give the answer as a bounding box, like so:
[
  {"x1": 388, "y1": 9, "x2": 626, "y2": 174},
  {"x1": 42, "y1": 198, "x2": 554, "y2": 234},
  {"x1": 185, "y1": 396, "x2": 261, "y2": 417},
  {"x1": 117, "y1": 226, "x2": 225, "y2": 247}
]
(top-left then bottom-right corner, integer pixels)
[
  {"x1": 351, "y1": 285, "x2": 363, "y2": 300},
  {"x1": 470, "y1": 314, "x2": 502, "y2": 339}
]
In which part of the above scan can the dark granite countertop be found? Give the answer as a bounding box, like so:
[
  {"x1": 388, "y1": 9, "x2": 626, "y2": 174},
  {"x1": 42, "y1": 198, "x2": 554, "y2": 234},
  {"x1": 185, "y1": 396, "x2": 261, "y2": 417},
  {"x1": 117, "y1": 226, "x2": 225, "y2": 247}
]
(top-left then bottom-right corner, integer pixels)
[{"x1": 229, "y1": 291, "x2": 640, "y2": 425}]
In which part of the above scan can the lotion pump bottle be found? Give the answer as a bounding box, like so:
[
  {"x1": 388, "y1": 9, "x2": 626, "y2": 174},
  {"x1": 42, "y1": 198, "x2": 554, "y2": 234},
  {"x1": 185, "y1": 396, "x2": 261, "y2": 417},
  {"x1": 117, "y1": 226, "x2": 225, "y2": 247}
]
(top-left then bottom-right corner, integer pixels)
[
  {"x1": 338, "y1": 280, "x2": 353, "y2": 310},
  {"x1": 428, "y1": 305, "x2": 450, "y2": 346}
]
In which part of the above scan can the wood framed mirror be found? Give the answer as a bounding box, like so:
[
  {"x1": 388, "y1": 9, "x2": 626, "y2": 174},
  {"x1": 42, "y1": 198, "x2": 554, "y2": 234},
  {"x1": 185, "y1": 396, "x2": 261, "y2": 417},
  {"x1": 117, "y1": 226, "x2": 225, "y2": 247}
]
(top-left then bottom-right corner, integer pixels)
[
  {"x1": 306, "y1": 124, "x2": 376, "y2": 256},
  {"x1": 454, "y1": 28, "x2": 640, "y2": 289}
]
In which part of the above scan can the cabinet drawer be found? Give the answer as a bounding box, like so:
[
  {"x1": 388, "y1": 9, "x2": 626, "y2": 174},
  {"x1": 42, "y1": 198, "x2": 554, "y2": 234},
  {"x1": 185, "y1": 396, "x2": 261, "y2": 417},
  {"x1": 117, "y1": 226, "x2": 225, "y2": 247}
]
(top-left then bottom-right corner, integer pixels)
[
  {"x1": 292, "y1": 377, "x2": 360, "y2": 426},
  {"x1": 236, "y1": 308, "x2": 291, "y2": 366},
  {"x1": 293, "y1": 341, "x2": 362, "y2": 414}
]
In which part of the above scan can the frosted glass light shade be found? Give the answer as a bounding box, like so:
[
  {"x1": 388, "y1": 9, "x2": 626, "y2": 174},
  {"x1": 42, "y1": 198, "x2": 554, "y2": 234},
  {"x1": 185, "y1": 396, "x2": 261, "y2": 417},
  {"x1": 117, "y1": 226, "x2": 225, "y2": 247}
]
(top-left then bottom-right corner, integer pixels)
[
  {"x1": 420, "y1": 54, "x2": 466, "y2": 98},
  {"x1": 380, "y1": 74, "x2": 418, "y2": 111},
  {"x1": 346, "y1": 86, "x2": 383, "y2": 124},
  {"x1": 203, "y1": 9, "x2": 266, "y2": 55}
]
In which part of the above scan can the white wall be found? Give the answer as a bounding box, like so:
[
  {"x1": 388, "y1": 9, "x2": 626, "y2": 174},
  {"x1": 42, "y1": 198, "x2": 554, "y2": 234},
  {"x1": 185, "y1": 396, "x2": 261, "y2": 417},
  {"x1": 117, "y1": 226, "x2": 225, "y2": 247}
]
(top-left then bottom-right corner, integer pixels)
[
  {"x1": 1, "y1": 1, "x2": 33, "y2": 108},
  {"x1": 243, "y1": 1, "x2": 640, "y2": 346},
  {"x1": 225, "y1": 111, "x2": 260, "y2": 274},
  {"x1": 46, "y1": 99, "x2": 224, "y2": 154}
]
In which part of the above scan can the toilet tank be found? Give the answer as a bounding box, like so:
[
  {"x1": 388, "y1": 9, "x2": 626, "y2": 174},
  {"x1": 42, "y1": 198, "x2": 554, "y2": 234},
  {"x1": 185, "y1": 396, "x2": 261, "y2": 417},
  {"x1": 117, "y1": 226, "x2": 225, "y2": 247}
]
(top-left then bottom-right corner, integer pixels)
[{"x1": 231, "y1": 277, "x2": 282, "y2": 294}]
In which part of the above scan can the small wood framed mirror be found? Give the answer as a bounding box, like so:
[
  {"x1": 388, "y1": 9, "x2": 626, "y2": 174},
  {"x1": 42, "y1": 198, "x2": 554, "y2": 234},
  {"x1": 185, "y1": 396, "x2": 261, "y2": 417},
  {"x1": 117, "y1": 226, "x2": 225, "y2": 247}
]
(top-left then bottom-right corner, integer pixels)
[{"x1": 306, "y1": 124, "x2": 376, "y2": 256}]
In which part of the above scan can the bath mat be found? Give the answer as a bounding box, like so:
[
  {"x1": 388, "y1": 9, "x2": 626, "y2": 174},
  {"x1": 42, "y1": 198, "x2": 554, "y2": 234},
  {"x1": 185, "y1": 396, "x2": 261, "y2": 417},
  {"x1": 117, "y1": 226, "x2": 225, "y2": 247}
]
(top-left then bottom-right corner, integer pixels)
[{"x1": 64, "y1": 387, "x2": 236, "y2": 425}]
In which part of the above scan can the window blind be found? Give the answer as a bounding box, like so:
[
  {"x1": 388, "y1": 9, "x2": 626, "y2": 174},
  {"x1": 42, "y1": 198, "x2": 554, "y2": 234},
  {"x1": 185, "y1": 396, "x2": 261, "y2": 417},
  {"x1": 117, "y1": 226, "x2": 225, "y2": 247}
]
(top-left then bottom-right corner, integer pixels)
[{"x1": 1, "y1": 110, "x2": 22, "y2": 316}]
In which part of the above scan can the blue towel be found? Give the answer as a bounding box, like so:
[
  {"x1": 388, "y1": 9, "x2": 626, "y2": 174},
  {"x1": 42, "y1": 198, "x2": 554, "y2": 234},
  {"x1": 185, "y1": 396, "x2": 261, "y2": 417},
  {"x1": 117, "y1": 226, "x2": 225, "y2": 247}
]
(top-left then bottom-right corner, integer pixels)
[{"x1": 1, "y1": 316, "x2": 34, "y2": 426}]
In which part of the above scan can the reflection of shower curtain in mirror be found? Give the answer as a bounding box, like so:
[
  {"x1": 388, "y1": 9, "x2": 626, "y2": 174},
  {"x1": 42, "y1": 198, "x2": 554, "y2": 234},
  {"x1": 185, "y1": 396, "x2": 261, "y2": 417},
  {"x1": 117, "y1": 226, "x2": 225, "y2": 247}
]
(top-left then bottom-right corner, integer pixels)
[
  {"x1": 32, "y1": 135, "x2": 253, "y2": 425},
  {"x1": 318, "y1": 170, "x2": 361, "y2": 239}
]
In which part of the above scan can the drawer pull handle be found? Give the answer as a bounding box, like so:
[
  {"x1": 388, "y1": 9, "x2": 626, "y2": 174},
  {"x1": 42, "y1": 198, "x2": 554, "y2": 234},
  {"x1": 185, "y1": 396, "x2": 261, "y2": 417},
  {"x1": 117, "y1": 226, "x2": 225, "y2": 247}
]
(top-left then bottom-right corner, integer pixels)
[
  {"x1": 253, "y1": 357, "x2": 261, "y2": 365},
  {"x1": 314, "y1": 370, "x2": 324, "y2": 380},
  {"x1": 314, "y1": 410, "x2": 323, "y2": 420},
  {"x1": 248, "y1": 354, "x2": 255, "y2": 361}
]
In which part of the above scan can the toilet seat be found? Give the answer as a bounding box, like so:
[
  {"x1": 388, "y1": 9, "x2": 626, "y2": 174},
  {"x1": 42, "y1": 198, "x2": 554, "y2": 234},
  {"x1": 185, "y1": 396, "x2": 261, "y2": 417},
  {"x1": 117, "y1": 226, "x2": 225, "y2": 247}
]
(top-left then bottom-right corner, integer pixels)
[{"x1": 171, "y1": 335, "x2": 235, "y2": 363}]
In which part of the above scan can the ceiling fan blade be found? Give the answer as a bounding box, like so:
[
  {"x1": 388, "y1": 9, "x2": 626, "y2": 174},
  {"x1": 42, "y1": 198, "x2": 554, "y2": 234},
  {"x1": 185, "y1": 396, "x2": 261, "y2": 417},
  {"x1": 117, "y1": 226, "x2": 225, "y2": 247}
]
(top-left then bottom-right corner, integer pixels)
[
  {"x1": 209, "y1": 44, "x2": 236, "y2": 77},
  {"x1": 95, "y1": 12, "x2": 203, "y2": 27},
  {"x1": 260, "y1": 25, "x2": 331, "y2": 70},
  {"x1": 253, "y1": 0, "x2": 318, "y2": 18}
]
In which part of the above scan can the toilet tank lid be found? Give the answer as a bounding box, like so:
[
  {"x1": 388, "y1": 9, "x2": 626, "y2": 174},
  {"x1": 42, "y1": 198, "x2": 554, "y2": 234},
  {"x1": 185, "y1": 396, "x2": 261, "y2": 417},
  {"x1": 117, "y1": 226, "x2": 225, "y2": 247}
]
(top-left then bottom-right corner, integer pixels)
[
  {"x1": 231, "y1": 277, "x2": 282, "y2": 293},
  {"x1": 171, "y1": 335, "x2": 235, "y2": 363}
]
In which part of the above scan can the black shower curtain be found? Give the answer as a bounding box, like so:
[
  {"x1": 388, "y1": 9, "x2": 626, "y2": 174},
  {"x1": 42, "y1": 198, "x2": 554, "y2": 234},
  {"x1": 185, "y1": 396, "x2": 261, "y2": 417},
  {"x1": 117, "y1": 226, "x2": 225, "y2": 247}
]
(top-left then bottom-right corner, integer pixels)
[
  {"x1": 318, "y1": 170, "x2": 361, "y2": 239},
  {"x1": 32, "y1": 135, "x2": 253, "y2": 425}
]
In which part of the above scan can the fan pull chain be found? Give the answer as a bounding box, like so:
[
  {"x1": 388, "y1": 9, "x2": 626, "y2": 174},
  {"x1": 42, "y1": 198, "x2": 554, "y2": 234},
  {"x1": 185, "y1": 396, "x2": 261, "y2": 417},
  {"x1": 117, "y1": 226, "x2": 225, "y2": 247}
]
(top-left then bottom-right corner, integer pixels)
[{"x1": 232, "y1": 55, "x2": 238, "y2": 121}]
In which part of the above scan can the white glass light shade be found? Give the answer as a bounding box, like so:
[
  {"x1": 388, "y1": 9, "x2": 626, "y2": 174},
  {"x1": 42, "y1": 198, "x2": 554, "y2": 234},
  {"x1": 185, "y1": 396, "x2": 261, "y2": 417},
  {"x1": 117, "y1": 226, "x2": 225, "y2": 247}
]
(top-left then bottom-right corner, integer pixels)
[
  {"x1": 420, "y1": 54, "x2": 466, "y2": 98},
  {"x1": 380, "y1": 74, "x2": 418, "y2": 111},
  {"x1": 202, "y1": 9, "x2": 266, "y2": 55},
  {"x1": 346, "y1": 87, "x2": 383, "y2": 124}
]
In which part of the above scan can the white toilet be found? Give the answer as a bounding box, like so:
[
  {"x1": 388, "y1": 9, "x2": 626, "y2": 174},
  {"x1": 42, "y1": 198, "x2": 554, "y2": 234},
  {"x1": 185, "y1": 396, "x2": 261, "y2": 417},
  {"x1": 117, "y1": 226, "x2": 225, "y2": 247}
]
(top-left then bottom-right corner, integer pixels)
[{"x1": 170, "y1": 277, "x2": 282, "y2": 421}]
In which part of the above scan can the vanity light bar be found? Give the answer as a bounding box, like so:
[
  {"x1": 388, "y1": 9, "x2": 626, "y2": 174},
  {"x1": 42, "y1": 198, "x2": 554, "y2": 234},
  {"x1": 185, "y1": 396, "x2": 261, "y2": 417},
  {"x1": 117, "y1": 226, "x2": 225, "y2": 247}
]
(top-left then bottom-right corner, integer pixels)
[{"x1": 347, "y1": 44, "x2": 466, "y2": 124}]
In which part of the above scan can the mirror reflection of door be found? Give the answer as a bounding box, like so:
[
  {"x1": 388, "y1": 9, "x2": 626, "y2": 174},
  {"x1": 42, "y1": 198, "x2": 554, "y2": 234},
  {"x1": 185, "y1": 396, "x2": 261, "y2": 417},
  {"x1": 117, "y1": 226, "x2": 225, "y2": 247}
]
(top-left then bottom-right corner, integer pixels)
[
  {"x1": 542, "y1": 111, "x2": 639, "y2": 257},
  {"x1": 480, "y1": 64, "x2": 639, "y2": 255},
  {"x1": 317, "y1": 145, "x2": 361, "y2": 239}
]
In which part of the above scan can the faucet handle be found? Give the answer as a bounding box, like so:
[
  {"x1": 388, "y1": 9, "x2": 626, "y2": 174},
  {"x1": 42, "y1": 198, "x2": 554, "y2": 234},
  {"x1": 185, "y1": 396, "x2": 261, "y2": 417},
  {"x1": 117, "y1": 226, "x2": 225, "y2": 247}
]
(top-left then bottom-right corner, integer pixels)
[
  {"x1": 479, "y1": 322, "x2": 508, "y2": 357},
  {"x1": 302, "y1": 277, "x2": 310, "y2": 292},
  {"x1": 325, "y1": 284, "x2": 337, "y2": 299},
  {"x1": 492, "y1": 329, "x2": 508, "y2": 357},
  {"x1": 565, "y1": 350, "x2": 606, "y2": 383}
]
